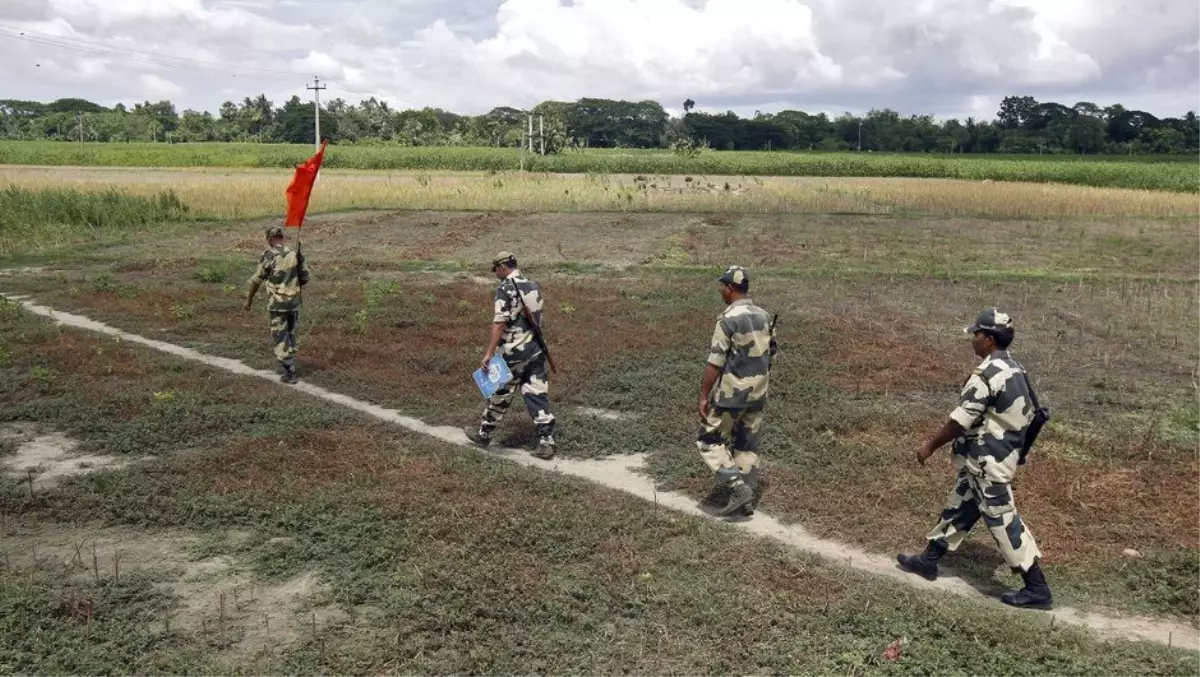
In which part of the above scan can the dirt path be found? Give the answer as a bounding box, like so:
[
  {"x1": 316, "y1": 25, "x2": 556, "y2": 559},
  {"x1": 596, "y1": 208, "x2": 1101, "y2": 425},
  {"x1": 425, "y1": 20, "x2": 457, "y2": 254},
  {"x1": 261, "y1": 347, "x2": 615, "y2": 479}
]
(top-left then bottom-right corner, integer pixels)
[{"x1": 4, "y1": 293, "x2": 1197, "y2": 652}]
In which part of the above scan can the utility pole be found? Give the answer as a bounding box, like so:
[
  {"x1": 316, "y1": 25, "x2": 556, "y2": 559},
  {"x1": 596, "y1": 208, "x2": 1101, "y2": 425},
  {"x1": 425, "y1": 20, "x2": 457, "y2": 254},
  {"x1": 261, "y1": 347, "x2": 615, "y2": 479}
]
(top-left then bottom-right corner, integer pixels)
[
  {"x1": 527, "y1": 114, "x2": 534, "y2": 153},
  {"x1": 539, "y1": 115, "x2": 545, "y2": 155},
  {"x1": 77, "y1": 111, "x2": 84, "y2": 145},
  {"x1": 306, "y1": 76, "x2": 326, "y2": 153},
  {"x1": 857, "y1": 120, "x2": 862, "y2": 152}
]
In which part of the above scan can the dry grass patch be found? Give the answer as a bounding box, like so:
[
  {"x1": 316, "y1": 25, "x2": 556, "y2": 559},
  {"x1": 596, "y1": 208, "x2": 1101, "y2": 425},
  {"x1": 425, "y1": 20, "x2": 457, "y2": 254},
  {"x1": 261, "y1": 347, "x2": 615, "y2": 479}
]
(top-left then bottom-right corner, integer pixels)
[
  {"x1": 1019, "y1": 457, "x2": 1200, "y2": 558},
  {"x1": 819, "y1": 316, "x2": 964, "y2": 395},
  {"x1": 4, "y1": 165, "x2": 1196, "y2": 220},
  {"x1": 202, "y1": 428, "x2": 447, "y2": 505},
  {"x1": 663, "y1": 212, "x2": 1200, "y2": 277},
  {"x1": 815, "y1": 177, "x2": 1200, "y2": 218}
]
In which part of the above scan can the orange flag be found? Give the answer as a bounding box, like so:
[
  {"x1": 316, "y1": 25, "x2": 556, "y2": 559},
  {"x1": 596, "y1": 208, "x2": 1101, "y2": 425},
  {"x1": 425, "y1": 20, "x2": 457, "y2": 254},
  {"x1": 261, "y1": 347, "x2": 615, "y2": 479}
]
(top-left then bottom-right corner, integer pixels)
[{"x1": 284, "y1": 140, "x2": 328, "y2": 227}]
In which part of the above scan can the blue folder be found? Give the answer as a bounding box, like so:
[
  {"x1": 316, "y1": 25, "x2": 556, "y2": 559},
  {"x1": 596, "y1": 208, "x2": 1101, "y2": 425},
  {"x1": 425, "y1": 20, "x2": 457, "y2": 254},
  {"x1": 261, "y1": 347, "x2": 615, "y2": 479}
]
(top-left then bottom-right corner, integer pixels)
[{"x1": 473, "y1": 355, "x2": 513, "y2": 398}]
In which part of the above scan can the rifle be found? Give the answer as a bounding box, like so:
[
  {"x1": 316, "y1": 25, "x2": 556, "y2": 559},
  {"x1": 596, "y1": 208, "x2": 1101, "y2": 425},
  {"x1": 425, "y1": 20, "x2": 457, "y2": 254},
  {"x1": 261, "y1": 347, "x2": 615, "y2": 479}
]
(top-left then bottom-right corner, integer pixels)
[
  {"x1": 768, "y1": 313, "x2": 779, "y2": 369},
  {"x1": 1018, "y1": 372, "x2": 1050, "y2": 465},
  {"x1": 507, "y1": 278, "x2": 558, "y2": 374},
  {"x1": 296, "y1": 237, "x2": 306, "y2": 293}
]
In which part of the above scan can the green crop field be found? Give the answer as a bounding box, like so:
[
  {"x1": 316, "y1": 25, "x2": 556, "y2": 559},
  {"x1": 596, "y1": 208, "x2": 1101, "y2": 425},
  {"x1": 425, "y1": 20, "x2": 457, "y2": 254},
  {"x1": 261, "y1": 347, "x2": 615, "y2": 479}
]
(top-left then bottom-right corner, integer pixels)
[{"x1": 1, "y1": 141, "x2": 1196, "y2": 192}]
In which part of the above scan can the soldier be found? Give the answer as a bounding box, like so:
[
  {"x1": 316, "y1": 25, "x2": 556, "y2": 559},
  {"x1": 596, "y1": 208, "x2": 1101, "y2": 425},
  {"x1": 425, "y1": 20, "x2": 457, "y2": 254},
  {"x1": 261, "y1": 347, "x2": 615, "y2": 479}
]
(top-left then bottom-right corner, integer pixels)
[
  {"x1": 464, "y1": 251, "x2": 557, "y2": 459},
  {"x1": 244, "y1": 225, "x2": 309, "y2": 384},
  {"x1": 696, "y1": 265, "x2": 777, "y2": 517},
  {"x1": 897, "y1": 308, "x2": 1053, "y2": 609}
]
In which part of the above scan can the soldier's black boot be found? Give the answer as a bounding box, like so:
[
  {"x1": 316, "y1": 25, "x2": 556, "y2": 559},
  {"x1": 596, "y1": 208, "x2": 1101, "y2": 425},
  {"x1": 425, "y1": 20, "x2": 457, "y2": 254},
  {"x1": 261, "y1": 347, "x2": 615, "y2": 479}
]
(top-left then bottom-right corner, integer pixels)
[
  {"x1": 719, "y1": 482, "x2": 754, "y2": 516},
  {"x1": 1000, "y1": 560, "x2": 1053, "y2": 610},
  {"x1": 280, "y1": 365, "x2": 297, "y2": 384},
  {"x1": 533, "y1": 435, "x2": 556, "y2": 460},
  {"x1": 896, "y1": 539, "x2": 948, "y2": 581},
  {"x1": 532, "y1": 423, "x2": 556, "y2": 460},
  {"x1": 699, "y1": 484, "x2": 731, "y2": 512},
  {"x1": 739, "y1": 467, "x2": 762, "y2": 516},
  {"x1": 464, "y1": 426, "x2": 492, "y2": 448},
  {"x1": 714, "y1": 467, "x2": 755, "y2": 517}
]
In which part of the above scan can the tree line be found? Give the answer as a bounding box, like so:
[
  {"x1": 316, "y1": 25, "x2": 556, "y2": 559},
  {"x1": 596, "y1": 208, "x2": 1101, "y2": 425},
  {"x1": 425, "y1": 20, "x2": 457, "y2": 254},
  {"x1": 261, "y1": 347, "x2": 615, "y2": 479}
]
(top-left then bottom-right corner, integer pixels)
[{"x1": 2, "y1": 94, "x2": 1197, "y2": 155}]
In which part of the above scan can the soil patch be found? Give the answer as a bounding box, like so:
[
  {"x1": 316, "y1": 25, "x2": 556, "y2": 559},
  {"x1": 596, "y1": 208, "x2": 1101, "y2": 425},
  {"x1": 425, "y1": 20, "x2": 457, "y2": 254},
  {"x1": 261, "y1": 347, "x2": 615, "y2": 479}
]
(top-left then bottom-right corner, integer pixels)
[
  {"x1": 0, "y1": 267, "x2": 49, "y2": 277},
  {"x1": 1, "y1": 426, "x2": 130, "y2": 489},
  {"x1": 1, "y1": 526, "x2": 347, "y2": 666},
  {"x1": 575, "y1": 407, "x2": 641, "y2": 421}
]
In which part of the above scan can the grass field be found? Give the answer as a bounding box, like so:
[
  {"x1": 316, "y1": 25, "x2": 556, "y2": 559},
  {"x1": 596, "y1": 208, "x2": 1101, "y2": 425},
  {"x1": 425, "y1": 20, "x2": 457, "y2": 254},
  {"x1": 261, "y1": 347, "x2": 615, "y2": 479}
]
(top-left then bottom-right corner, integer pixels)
[
  {"x1": 1, "y1": 310, "x2": 1195, "y2": 675},
  {"x1": 2, "y1": 166, "x2": 1197, "y2": 258},
  {"x1": 0, "y1": 168, "x2": 1198, "y2": 673},
  {"x1": 1, "y1": 141, "x2": 1198, "y2": 191}
]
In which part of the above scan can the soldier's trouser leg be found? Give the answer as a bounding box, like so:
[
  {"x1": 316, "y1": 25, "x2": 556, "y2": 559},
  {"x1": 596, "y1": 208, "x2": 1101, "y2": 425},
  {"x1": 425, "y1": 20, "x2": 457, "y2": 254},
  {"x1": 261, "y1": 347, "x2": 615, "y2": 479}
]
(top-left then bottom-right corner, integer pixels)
[
  {"x1": 924, "y1": 471, "x2": 981, "y2": 551},
  {"x1": 925, "y1": 470, "x2": 1041, "y2": 572},
  {"x1": 973, "y1": 473, "x2": 1041, "y2": 572},
  {"x1": 269, "y1": 310, "x2": 298, "y2": 368},
  {"x1": 696, "y1": 407, "x2": 747, "y2": 486},
  {"x1": 730, "y1": 408, "x2": 763, "y2": 473},
  {"x1": 479, "y1": 368, "x2": 520, "y2": 439},
  {"x1": 519, "y1": 353, "x2": 555, "y2": 439}
]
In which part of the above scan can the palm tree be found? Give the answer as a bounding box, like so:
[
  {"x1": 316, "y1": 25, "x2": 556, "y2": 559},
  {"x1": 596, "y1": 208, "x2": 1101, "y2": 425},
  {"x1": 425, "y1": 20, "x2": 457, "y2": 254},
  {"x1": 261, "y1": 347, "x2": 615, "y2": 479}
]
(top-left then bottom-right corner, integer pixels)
[{"x1": 240, "y1": 95, "x2": 274, "y2": 141}]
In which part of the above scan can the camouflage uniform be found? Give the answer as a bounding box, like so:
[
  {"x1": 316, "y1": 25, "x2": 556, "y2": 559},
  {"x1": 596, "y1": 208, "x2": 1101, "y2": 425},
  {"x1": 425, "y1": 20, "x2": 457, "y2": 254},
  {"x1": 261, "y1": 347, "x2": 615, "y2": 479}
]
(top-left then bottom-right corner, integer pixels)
[
  {"x1": 697, "y1": 265, "x2": 776, "y2": 515},
  {"x1": 247, "y1": 226, "x2": 309, "y2": 380},
  {"x1": 926, "y1": 344, "x2": 1041, "y2": 571},
  {"x1": 899, "y1": 308, "x2": 1052, "y2": 609},
  {"x1": 470, "y1": 252, "x2": 556, "y2": 453}
]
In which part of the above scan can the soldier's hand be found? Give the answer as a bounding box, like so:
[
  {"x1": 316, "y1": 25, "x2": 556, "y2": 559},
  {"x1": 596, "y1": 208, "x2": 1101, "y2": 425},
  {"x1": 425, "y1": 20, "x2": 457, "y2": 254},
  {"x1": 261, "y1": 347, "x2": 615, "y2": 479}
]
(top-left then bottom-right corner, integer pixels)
[
  {"x1": 481, "y1": 352, "x2": 494, "y2": 372},
  {"x1": 916, "y1": 443, "x2": 935, "y2": 466},
  {"x1": 698, "y1": 397, "x2": 710, "y2": 421}
]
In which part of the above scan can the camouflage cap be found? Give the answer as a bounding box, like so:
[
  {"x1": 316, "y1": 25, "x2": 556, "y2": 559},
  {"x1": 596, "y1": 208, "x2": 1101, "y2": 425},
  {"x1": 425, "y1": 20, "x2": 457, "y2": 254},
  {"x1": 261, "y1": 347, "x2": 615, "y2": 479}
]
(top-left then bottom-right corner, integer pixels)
[
  {"x1": 265, "y1": 225, "x2": 284, "y2": 239},
  {"x1": 491, "y1": 250, "x2": 517, "y2": 269},
  {"x1": 965, "y1": 308, "x2": 1014, "y2": 335},
  {"x1": 718, "y1": 265, "x2": 750, "y2": 289}
]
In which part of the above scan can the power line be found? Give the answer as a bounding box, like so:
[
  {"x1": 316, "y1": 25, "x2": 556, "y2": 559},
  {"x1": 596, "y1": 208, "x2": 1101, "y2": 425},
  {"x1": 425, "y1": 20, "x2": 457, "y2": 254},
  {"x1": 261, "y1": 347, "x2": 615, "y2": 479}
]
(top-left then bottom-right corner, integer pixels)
[
  {"x1": 0, "y1": 23, "x2": 307, "y2": 77},
  {"x1": 1, "y1": 30, "x2": 283, "y2": 79},
  {"x1": 0, "y1": 25, "x2": 326, "y2": 81}
]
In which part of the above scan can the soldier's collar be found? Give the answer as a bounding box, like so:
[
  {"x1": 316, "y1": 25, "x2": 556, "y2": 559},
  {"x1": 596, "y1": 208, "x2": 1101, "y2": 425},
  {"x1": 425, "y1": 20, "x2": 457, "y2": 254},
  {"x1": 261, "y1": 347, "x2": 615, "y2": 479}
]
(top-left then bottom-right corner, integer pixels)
[
  {"x1": 503, "y1": 269, "x2": 520, "y2": 280},
  {"x1": 728, "y1": 298, "x2": 753, "y2": 307},
  {"x1": 983, "y1": 350, "x2": 1012, "y2": 363}
]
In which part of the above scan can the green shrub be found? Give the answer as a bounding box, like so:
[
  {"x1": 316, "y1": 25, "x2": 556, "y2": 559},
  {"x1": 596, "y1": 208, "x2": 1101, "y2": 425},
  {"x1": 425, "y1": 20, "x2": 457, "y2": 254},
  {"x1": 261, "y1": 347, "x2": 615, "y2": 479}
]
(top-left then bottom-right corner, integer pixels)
[{"x1": 0, "y1": 185, "x2": 192, "y2": 256}]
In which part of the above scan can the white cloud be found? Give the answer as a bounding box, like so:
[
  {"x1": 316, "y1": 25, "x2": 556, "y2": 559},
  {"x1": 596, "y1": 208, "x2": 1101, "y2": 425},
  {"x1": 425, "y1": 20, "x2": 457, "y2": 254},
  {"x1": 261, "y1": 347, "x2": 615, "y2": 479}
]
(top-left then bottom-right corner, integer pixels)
[
  {"x1": 139, "y1": 73, "x2": 184, "y2": 100},
  {"x1": 0, "y1": 0, "x2": 1196, "y2": 119},
  {"x1": 289, "y1": 51, "x2": 344, "y2": 79}
]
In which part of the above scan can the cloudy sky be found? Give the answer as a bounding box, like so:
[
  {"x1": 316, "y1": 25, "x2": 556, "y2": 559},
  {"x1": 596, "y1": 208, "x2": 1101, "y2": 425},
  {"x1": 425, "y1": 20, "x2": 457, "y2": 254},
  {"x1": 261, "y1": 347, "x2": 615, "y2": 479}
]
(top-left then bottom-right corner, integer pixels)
[{"x1": 2, "y1": 0, "x2": 1197, "y2": 120}]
